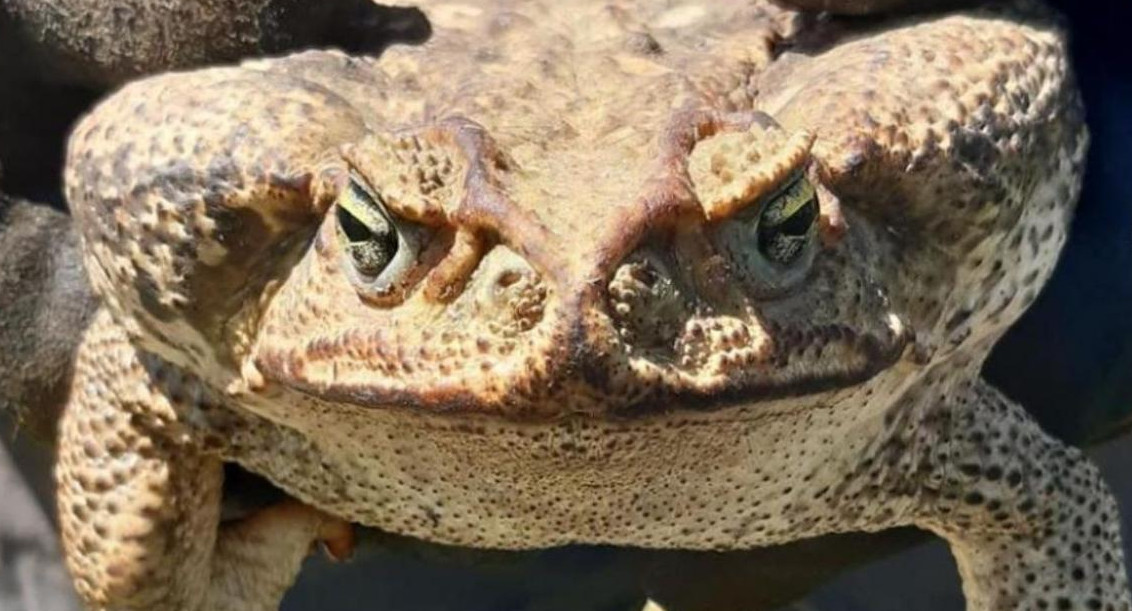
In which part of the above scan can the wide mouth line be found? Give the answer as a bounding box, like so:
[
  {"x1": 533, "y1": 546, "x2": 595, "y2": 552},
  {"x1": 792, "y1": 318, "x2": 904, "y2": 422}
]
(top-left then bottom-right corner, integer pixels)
[
  {"x1": 252, "y1": 300, "x2": 912, "y2": 422},
  {"x1": 260, "y1": 336, "x2": 905, "y2": 423}
]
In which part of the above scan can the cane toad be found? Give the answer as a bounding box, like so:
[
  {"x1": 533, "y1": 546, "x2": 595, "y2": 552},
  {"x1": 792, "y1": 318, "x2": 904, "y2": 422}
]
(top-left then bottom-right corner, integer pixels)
[{"x1": 57, "y1": 1, "x2": 1132, "y2": 609}]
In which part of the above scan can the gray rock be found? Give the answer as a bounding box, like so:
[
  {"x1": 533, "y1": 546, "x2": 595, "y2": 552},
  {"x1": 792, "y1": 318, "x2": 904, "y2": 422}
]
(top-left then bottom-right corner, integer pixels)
[{"x1": 0, "y1": 443, "x2": 80, "y2": 611}]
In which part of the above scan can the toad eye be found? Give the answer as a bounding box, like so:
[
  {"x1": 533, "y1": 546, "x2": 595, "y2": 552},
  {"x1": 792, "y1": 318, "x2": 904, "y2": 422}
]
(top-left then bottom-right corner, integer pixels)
[
  {"x1": 335, "y1": 175, "x2": 421, "y2": 291},
  {"x1": 756, "y1": 176, "x2": 818, "y2": 266},
  {"x1": 713, "y1": 173, "x2": 820, "y2": 296}
]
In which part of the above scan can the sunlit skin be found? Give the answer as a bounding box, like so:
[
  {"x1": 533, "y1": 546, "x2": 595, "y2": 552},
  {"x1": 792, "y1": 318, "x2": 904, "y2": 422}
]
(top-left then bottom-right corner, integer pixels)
[{"x1": 54, "y1": 2, "x2": 1130, "y2": 610}]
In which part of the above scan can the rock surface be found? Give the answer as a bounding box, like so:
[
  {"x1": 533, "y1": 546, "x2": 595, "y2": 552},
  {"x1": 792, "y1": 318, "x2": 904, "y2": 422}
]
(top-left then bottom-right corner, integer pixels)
[{"x1": 0, "y1": 442, "x2": 80, "y2": 611}]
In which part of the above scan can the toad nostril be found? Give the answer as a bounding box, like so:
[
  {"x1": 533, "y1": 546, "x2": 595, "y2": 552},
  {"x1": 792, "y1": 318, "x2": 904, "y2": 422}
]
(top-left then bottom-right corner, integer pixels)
[
  {"x1": 608, "y1": 254, "x2": 688, "y2": 351},
  {"x1": 628, "y1": 261, "x2": 658, "y2": 288},
  {"x1": 496, "y1": 270, "x2": 523, "y2": 289},
  {"x1": 483, "y1": 263, "x2": 547, "y2": 332},
  {"x1": 471, "y1": 248, "x2": 550, "y2": 332}
]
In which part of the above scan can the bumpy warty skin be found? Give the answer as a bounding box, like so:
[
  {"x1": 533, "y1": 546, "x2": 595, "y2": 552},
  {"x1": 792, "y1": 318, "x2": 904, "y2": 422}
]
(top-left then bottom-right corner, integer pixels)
[{"x1": 56, "y1": 1, "x2": 1131, "y2": 610}]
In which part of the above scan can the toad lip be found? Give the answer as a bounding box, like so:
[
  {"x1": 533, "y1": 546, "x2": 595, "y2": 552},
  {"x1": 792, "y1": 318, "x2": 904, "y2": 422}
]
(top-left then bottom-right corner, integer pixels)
[{"x1": 254, "y1": 300, "x2": 912, "y2": 421}]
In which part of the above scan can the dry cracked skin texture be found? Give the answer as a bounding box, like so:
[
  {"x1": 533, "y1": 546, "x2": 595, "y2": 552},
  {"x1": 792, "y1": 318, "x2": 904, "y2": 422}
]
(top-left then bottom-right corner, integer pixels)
[{"x1": 51, "y1": 0, "x2": 1132, "y2": 609}]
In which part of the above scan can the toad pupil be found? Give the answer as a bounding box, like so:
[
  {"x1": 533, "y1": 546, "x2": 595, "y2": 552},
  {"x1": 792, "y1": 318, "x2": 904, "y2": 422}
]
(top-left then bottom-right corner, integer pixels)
[
  {"x1": 336, "y1": 181, "x2": 400, "y2": 278},
  {"x1": 756, "y1": 177, "x2": 818, "y2": 265}
]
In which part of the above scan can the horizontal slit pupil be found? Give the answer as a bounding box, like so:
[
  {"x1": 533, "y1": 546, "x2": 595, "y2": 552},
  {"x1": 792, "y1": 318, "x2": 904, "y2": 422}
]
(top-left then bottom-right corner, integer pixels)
[
  {"x1": 338, "y1": 206, "x2": 373, "y2": 242},
  {"x1": 777, "y1": 197, "x2": 817, "y2": 236},
  {"x1": 337, "y1": 198, "x2": 400, "y2": 277},
  {"x1": 757, "y1": 196, "x2": 817, "y2": 264}
]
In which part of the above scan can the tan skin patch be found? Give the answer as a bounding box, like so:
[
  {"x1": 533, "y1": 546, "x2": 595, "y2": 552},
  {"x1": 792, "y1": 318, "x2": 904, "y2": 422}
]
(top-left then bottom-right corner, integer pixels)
[{"x1": 57, "y1": 2, "x2": 1128, "y2": 610}]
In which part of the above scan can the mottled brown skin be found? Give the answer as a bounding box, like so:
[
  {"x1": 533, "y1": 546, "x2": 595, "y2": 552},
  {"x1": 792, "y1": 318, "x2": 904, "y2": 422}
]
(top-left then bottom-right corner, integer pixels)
[
  {"x1": 0, "y1": 0, "x2": 424, "y2": 498},
  {"x1": 57, "y1": 1, "x2": 1130, "y2": 610}
]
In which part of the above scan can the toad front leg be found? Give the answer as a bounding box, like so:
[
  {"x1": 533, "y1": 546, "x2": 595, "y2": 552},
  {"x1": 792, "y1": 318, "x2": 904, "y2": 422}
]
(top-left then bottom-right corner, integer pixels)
[
  {"x1": 883, "y1": 376, "x2": 1131, "y2": 610},
  {"x1": 59, "y1": 51, "x2": 379, "y2": 611},
  {"x1": 755, "y1": 8, "x2": 1131, "y2": 607},
  {"x1": 56, "y1": 313, "x2": 352, "y2": 611}
]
